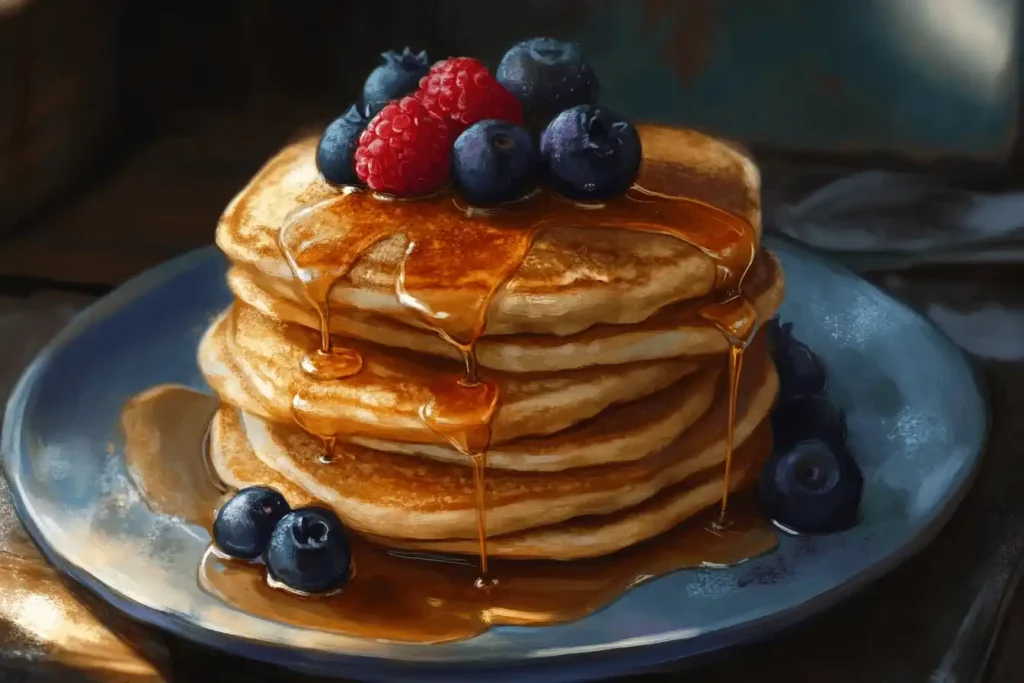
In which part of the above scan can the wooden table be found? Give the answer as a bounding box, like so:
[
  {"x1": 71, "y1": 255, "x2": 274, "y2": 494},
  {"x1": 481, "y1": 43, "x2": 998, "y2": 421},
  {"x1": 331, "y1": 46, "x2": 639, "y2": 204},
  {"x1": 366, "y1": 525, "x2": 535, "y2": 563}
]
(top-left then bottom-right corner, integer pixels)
[{"x1": 2, "y1": 119, "x2": 1023, "y2": 682}]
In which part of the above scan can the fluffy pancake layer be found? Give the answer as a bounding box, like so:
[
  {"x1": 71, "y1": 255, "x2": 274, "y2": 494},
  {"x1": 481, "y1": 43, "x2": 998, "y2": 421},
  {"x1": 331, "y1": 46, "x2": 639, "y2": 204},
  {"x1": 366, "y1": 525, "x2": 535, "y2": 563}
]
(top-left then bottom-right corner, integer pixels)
[
  {"x1": 366, "y1": 425, "x2": 771, "y2": 560},
  {"x1": 199, "y1": 303, "x2": 708, "y2": 446},
  {"x1": 216, "y1": 125, "x2": 761, "y2": 337},
  {"x1": 207, "y1": 339, "x2": 777, "y2": 543},
  {"x1": 212, "y1": 415, "x2": 771, "y2": 561},
  {"x1": 351, "y1": 365, "x2": 721, "y2": 471}
]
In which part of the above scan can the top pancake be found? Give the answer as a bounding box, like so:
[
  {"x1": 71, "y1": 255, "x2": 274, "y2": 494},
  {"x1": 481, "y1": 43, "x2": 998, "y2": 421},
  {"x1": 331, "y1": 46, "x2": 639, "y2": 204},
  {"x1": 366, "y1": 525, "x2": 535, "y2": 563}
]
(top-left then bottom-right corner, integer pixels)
[{"x1": 216, "y1": 125, "x2": 762, "y2": 337}]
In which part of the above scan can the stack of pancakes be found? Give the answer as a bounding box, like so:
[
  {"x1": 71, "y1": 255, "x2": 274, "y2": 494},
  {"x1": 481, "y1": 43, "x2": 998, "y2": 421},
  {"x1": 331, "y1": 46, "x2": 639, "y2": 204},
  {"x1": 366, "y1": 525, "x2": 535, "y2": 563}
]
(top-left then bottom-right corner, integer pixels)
[{"x1": 200, "y1": 125, "x2": 785, "y2": 561}]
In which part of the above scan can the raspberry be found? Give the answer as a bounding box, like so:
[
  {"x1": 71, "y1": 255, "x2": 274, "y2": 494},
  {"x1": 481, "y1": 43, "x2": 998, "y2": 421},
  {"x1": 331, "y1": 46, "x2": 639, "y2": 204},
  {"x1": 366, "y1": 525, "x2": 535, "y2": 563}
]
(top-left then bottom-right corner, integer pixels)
[
  {"x1": 354, "y1": 96, "x2": 452, "y2": 195},
  {"x1": 416, "y1": 57, "x2": 523, "y2": 133}
]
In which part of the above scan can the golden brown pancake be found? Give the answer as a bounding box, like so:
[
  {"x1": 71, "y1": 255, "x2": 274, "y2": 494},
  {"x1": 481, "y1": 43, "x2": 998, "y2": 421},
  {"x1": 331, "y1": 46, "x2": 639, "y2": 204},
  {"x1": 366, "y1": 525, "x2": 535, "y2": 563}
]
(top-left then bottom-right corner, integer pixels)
[
  {"x1": 199, "y1": 303, "x2": 708, "y2": 445},
  {"x1": 207, "y1": 339, "x2": 778, "y2": 542},
  {"x1": 367, "y1": 424, "x2": 771, "y2": 560},
  {"x1": 226, "y1": 250, "x2": 784, "y2": 373},
  {"x1": 352, "y1": 364, "x2": 722, "y2": 471},
  {"x1": 215, "y1": 125, "x2": 761, "y2": 337},
  {"x1": 212, "y1": 417, "x2": 771, "y2": 561},
  {"x1": 203, "y1": 323, "x2": 723, "y2": 470}
]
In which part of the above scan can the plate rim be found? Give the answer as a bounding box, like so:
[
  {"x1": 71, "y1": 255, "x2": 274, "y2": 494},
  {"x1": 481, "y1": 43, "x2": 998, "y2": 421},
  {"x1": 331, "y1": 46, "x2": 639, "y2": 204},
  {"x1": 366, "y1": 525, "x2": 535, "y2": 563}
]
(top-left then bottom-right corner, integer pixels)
[{"x1": 1, "y1": 238, "x2": 992, "y2": 674}]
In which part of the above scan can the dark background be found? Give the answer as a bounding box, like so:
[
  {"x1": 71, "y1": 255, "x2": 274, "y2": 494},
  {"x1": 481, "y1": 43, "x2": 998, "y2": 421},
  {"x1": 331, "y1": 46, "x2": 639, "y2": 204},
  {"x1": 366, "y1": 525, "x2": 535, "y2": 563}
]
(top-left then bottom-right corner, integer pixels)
[
  {"x1": 1, "y1": 0, "x2": 449, "y2": 286},
  {"x1": 2, "y1": 0, "x2": 1022, "y2": 291}
]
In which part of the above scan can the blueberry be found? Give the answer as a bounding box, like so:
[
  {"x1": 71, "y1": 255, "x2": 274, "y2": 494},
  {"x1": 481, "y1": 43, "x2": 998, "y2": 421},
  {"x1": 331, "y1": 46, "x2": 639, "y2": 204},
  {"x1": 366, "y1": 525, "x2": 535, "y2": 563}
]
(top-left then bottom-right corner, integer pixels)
[
  {"x1": 766, "y1": 318, "x2": 827, "y2": 400},
  {"x1": 362, "y1": 47, "x2": 430, "y2": 114},
  {"x1": 452, "y1": 120, "x2": 539, "y2": 205},
  {"x1": 265, "y1": 507, "x2": 351, "y2": 594},
  {"x1": 758, "y1": 439, "x2": 863, "y2": 533},
  {"x1": 540, "y1": 105, "x2": 642, "y2": 201},
  {"x1": 771, "y1": 395, "x2": 847, "y2": 450},
  {"x1": 316, "y1": 104, "x2": 372, "y2": 186},
  {"x1": 496, "y1": 38, "x2": 598, "y2": 130},
  {"x1": 212, "y1": 486, "x2": 290, "y2": 560}
]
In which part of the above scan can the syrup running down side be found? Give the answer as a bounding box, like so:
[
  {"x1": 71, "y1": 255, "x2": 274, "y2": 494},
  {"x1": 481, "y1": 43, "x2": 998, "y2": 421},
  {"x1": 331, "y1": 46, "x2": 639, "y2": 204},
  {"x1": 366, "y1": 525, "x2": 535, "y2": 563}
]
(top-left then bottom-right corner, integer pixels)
[
  {"x1": 121, "y1": 386, "x2": 777, "y2": 644},
  {"x1": 275, "y1": 167, "x2": 759, "y2": 575}
]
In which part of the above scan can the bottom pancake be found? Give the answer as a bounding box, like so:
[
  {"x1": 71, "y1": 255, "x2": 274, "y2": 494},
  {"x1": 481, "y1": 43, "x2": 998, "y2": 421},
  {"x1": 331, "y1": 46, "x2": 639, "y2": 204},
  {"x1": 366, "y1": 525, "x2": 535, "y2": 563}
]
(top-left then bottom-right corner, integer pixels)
[
  {"x1": 368, "y1": 424, "x2": 771, "y2": 560},
  {"x1": 209, "y1": 344, "x2": 778, "y2": 556},
  {"x1": 207, "y1": 343, "x2": 776, "y2": 540},
  {"x1": 211, "y1": 411, "x2": 771, "y2": 560}
]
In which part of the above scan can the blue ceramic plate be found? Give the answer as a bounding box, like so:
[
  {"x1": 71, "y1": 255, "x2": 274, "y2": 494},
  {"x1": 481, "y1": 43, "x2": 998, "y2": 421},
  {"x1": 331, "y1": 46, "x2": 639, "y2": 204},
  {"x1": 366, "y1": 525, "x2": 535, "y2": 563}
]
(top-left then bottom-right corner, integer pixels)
[{"x1": 2, "y1": 237, "x2": 988, "y2": 682}]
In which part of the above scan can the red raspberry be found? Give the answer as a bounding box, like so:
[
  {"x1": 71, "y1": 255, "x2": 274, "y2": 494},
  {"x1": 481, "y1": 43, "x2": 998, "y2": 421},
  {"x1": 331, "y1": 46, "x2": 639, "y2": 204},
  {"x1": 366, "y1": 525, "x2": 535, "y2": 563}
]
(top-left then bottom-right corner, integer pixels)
[
  {"x1": 354, "y1": 96, "x2": 452, "y2": 195},
  {"x1": 416, "y1": 57, "x2": 523, "y2": 133}
]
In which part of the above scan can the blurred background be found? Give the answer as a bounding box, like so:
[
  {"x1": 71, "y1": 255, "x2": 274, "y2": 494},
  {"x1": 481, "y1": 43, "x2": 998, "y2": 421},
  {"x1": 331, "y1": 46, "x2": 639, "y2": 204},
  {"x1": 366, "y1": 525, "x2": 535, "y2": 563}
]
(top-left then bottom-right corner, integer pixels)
[{"x1": 1, "y1": 0, "x2": 1022, "y2": 289}]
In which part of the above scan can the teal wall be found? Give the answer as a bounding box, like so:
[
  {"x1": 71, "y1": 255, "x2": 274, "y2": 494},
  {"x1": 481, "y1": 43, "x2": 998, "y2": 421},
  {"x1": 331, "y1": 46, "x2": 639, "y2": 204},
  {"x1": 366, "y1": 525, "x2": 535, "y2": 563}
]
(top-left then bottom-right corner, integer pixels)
[{"x1": 436, "y1": 0, "x2": 1020, "y2": 160}]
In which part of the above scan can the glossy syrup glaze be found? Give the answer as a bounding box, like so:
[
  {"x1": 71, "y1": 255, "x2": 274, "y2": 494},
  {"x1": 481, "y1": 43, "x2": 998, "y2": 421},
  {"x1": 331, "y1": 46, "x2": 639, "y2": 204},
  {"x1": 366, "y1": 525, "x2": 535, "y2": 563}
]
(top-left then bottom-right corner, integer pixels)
[
  {"x1": 121, "y1": 385, "x2": 776, "y2": 644},
  {"x1": 121, "y1": 385, "x2": 227, "y2": 528},
  {"x1": 197, "y1": 489, "x2": 774, "y2": 643},
  {"x1": 275, "y1": 166, "x2": 758, "y2": 574}
]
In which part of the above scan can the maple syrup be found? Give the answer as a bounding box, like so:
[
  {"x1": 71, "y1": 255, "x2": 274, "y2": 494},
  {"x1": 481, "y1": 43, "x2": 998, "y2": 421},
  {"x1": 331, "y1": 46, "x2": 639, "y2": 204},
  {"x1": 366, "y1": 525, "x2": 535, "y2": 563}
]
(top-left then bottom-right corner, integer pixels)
[
  {"x1": 299, "y1": 348, "x2": 363, "y2": 382},
  {"x1": 418, "y1": 373, "x2": 499, "y2": 573},
  {"x1": 318, "y1": 436, "x2": 337, "y2": 465},
  {"x1": 274, "y1": 162, "x2": 759, "y2": 575},
  {"x1": 197, "y1": 488, "x2": 773, "y2": 643},
  {"x1": 118, "y1": 136, "x2": 771, "y2": 638},
  {"x1": 121, "y1": 385, "x2": 227, "y2": 528},
  {"x1": 121, "y1": 385, "x2": 776, "y2": 643}
]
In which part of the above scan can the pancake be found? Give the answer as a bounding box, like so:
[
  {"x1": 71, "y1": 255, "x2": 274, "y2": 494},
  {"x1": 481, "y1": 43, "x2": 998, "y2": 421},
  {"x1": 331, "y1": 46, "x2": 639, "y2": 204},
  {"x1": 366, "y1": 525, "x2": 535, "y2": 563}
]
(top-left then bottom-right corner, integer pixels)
[
  {"x1": 200, "y1": 121, "x2": 782, "y2": 565},
  {"x1": 368, "y1": 424, "x2": 771, "y2": 560},
  {"x1": 202, "y1": 319, "x2": 724, "y2": 470},
  {"x1": 213, "y1": 414, "x2": 770, "y2": 561},
  {"x1": 352, "y1": 364, "x2": 721, "y2": 471},
  {"x1": 206, "y1": 339, "x2": 778, "y2": 542},
  {"x1": 199, "y1": 303, "x2": 707, "y2": 445},
  {"x1": 216, "y1": 125, "x2": 761, "y2": 338},
  {"x1": 226, "y1": 250, "x2": 784, "y2": 373}
]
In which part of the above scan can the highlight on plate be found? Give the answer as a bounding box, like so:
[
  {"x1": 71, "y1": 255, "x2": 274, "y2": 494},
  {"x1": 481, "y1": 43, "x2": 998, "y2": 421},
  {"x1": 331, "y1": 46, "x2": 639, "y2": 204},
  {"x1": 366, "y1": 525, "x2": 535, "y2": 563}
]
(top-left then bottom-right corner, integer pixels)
[{"x1": 121, "y1": 37, "x2": 864, "y2": 643}]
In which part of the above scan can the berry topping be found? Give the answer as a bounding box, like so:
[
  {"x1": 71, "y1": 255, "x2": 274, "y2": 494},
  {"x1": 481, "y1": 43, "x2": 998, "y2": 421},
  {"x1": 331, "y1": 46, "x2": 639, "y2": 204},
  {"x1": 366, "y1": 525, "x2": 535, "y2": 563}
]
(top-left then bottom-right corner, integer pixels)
[
  {"x1": 540, "y1": 105, "x2": 642, "y2": 201},
  {"x1": 757, "y1": 439, "x2": 864, "y2": 533},
  {"x1": 766, "y1": 318, "x2": 827, "y2": 400},
  {"x1": 497, "y1": 38, "x2": 599, "y2": 130},
  {"x1": 416, "y1": 57, "x2": 523, "y2": 134},
  {"x1": 354, "y1": 96, "x2": 452, "y2": 195},
  {"x1": 362, "y1": 47, "x2": 430, "y2": 115},
  {"x1": 452, "y1": 120, "x2": 539, "y2": 206},
  {"x1": 316, "y1": 104, "x2": 371, "y2": 186},
  {"x1": 771, "y1": 395, "x2": 848, "y2": 451},
  {"x1": 212, "y1": 486, "x2": 290, "y2": 560},
  {"x1": 265, "y1": 507, "x2": 352, "y2": 594}
]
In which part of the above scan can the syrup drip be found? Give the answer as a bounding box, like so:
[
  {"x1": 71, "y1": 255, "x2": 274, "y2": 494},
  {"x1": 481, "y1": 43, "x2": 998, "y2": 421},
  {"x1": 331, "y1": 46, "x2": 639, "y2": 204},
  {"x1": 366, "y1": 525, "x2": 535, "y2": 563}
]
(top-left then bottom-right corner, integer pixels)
[
  {"x1": 693, "y1": 269, "x2": 758, "y2": 527},
  {"x1": 277, "y1": 188, "x2": 391, "y2": 359},
  {"x1": 278, "y1": 190, "x2": 389, "y2": 459},
  {"x1": 319, "y1": 436, "x2": 336, "y2": 465},
  {"x1": 300, "y1": 347, "x2": 363, "y2": 382},
  {"x1": 119, "y1": 385, "x2": 777, "y2": 644},
  {"x1": 418, "y1": 374, "x2": 500, "y2": 575},
  {"x1": 274, "y1": 163, "x2": 759, "y2": 580},
  {"x1": 397, "y1": 228, "x2": 538, "y2": 577},
  {"x1": 713, "y1": 344, "x2": 746, "y2": 530}
]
